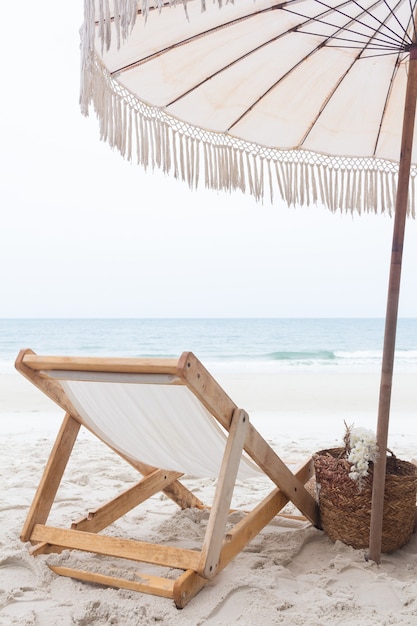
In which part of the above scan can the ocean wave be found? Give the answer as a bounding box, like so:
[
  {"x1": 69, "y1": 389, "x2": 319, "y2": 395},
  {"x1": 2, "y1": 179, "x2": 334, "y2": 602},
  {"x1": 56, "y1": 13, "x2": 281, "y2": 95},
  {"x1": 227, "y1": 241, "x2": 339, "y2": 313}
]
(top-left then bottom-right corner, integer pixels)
[
  {"x1": 267, "y1": 350, "x2": 336, "y2": 362},
  {"x1": 204, "y1": 348, "x2": 417, "y2": 374},
  {"x1": 2, "y1": 319, "x2": 417, "y2": 374},
  {"x1": 335, "y1": 349, "x2": 417, "y2": 363}
]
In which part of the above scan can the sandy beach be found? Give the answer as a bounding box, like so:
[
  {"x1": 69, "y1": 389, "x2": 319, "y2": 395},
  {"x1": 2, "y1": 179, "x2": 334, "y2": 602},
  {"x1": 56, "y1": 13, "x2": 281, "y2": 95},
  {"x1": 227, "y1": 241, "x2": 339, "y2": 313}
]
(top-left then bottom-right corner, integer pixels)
[{"x1": 1, "y1": 367, "x2": 417, "y2": 625}]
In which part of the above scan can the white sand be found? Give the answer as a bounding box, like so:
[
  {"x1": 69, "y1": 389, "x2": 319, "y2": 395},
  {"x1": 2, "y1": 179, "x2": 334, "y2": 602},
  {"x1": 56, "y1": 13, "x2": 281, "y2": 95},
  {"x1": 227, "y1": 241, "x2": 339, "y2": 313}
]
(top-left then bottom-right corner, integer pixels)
[{"x1": 1, "y1": 367, "x2": 417, "y2": 625}]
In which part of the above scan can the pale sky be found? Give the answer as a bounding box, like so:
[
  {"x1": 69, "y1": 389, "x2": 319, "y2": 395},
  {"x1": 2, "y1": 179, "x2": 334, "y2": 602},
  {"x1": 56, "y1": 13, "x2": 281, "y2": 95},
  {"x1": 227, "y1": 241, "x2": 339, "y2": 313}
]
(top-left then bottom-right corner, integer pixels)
[{"x1": 1, "y1": 1, "x2": 417, "y2": 319}]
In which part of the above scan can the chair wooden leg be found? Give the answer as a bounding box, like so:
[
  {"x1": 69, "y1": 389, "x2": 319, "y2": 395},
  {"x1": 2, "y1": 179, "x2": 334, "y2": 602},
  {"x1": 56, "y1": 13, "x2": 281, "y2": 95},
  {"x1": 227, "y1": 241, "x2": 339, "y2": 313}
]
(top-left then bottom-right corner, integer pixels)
[
  {"x1": 125, "y1": 458, "x2": 205, "y2": 510},
  {"x1": 198, "y1": 408, "x2": 249, "y2": 579},
  {"x1": 21, "y1": 413, "x2": 80, "y2": 542},
  {"x1": 71, "y1": 469, "x2": 183, "y2": 533},
  {"x1": 49, "y1": 564, "x2": 177, "y2": 600},
  {"x1": 173, "y1": 569, "x2": 208, "y2": 609}
]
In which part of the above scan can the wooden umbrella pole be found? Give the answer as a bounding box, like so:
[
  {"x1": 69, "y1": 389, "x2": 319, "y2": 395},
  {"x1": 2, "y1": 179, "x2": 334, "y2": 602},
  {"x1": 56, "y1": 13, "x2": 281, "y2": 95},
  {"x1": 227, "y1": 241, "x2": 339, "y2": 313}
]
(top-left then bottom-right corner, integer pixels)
[{"x1": 368, "y1": 45, "x2": 417, "y2": 564}]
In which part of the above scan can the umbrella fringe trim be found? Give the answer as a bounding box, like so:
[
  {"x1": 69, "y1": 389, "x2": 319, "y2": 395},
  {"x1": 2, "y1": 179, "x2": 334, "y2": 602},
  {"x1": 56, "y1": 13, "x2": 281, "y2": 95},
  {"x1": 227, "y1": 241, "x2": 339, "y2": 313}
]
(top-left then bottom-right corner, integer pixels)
[
  {"x1": 81, "y1": 52, "x2": 417, "y2": 216},
  {"x1": 83, "y1": 0, "x2": 227, "y2": 59}
]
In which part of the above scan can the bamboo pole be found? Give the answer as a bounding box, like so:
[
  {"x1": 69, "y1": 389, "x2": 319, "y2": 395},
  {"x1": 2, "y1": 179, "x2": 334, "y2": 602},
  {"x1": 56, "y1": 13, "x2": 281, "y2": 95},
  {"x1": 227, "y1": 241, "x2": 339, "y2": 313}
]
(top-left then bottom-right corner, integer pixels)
[{"x1": 368, "y1": 45, "x2": 417, "y2": 564}]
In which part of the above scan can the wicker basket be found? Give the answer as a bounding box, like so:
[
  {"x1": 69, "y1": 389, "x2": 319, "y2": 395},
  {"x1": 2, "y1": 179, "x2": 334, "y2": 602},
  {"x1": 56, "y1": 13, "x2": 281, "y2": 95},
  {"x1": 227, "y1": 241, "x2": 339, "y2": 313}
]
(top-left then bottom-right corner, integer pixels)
[{"x1": 313, "y1": 448, "x2": 417, "y2": 553}]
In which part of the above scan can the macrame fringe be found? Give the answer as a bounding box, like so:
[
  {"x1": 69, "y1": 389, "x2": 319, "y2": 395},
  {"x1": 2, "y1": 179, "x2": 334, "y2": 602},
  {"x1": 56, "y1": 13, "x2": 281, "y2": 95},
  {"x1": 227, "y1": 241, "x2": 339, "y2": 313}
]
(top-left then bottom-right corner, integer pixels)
[
  {"x1": 82, "y1": 0, "x2": 215, "y2": 60},
  {"x1": 81, "y1": 50, "x2": 416, "y2": 216}
]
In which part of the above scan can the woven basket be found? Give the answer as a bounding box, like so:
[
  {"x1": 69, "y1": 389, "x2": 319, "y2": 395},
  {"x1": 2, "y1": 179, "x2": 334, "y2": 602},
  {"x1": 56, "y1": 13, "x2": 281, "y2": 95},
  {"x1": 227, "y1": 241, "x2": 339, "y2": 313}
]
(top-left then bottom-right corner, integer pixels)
[{"x1": 313, "y1": 448, "x2": 417, "y2": 553}]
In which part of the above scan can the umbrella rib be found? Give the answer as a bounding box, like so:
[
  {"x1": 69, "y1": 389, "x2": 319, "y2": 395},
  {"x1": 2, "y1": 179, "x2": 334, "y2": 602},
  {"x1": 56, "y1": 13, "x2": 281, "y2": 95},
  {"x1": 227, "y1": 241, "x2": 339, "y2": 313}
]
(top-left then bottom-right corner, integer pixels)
[
  {"x1": 287, "y1": 0, "x2": 411, "y2": 50},
  {"x1": 110, "y1": 0, "x2": 399, "y2": 76},
  {"x1": 225, "y1": 43, "x2": 333, "y2": 133},
  {"x1": 226, "y1": 0, "x2": 399, "y2": 134},
  {"x1": 408, "y1": 0, "x2": 417, "y2": 40},
  {"x1": 166, "y1": 0, "x2": 398, "y2": 118},
  {"x1": 405, "y1": 0, "x2": 417, "y2": 44},
  {"x1": 111, "y1": 3, "x2": 336, "y2": 107},
  {"x1": 297, "y1": 8, "x2": 407, "y2": 147},
  {"x1": 370, "y1": 0, "x2": 417, "y2": 154},
  {"x1": 161, "y1": 3, "x2": 351, "y2": 109},
  {"x1": 300, "y1": 1, "x2": 414, "y2": 151},
  {"x1": 164, "y1": 29, "x2": 315, "y2": 108},
  {"x1": 327, "y1": 47, "x2": 408, "y2": 56},
  {"x1": 110, "y1": 4, "x2": 286, "y2": 75},
  {"x1": 111, "y1": 0, "x2": 410, "y2": 83},
  {"x1": 325, "y1": 43, "x2": 408, "y2": 50},
  {"x1": 373, "y1": 53, "x2": 403, "y2": 155},
  {"x1": 298, "y1": 57, "x2": 362, "y2": 147},
  {"x1": 280, "y1": 0, "x2": 415, "y2": 48},
  {"x1": 299, "y1": 27, "x2": 405, "y2": 48},
  {"x1": 376, "y1": 0, "x2": 416, "y2": 41},
  {"x1": 329, "y1": 0, "x2": 412, "y2": 45},
  {"x1": 281, "y1": 0, "x2": 397, "y2": 48},
  {"x1": 321, "y1": 0, "x2": 417, "y2": 52}
]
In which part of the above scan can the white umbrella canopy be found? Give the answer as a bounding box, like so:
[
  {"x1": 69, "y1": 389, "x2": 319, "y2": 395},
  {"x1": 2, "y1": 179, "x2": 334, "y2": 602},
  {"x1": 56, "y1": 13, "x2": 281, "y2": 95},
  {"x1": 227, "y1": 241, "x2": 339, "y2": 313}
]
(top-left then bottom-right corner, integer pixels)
[
  {"x1": 80, "y1": 0, "x2": 417, "y2": 564},
  {"x1": 81, "y1": 0, "x2": 417, "y2": 213}
]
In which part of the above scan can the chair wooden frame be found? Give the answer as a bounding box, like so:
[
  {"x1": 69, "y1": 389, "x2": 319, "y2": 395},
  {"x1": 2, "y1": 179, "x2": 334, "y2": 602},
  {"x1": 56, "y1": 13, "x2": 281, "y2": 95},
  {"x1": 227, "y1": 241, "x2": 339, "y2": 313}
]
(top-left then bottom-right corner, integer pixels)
[{"x1": 16, "y1": 349, "x2": 320, "y2": 608}]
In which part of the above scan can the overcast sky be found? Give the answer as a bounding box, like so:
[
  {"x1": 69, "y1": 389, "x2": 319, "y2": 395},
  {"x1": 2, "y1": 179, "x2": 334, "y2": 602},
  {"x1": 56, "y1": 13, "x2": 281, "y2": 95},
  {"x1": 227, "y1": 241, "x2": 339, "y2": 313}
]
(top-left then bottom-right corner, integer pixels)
[{"x1": 1, "y1": 1, "x2": 417, "y2": 318}]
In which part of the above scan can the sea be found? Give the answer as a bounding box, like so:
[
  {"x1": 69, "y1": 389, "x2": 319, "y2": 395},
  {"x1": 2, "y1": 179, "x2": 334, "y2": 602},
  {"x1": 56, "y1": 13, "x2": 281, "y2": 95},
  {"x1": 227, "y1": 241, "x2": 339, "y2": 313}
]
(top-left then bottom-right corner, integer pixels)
[{"x1": 1, "y1": 318, "x2": 417, "y2": 374}]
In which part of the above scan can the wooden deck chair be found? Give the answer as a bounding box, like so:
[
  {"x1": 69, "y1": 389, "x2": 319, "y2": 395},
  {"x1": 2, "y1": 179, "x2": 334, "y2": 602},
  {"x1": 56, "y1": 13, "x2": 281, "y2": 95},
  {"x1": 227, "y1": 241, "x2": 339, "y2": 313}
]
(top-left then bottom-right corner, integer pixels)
[{"x1": 16, "y1": 349, "x2": 320, "y2": 608}]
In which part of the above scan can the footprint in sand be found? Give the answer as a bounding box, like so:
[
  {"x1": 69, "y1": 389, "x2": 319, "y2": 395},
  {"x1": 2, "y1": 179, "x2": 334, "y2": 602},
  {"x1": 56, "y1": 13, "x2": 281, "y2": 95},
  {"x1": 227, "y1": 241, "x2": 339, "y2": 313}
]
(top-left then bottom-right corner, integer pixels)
[
  {"x1": 327, "y1": 566, "x2": 403, "y2": 611},
  {"x1": 201, "y1": 585, "x2": 288, "y2": 625},
  {"x1": 0, "y1": 555, "x2": 49, "y2": 620},
  {"x1": 0, "y1": 555, "x2": 36, "y2": 586},
  {"x1": 202, "y1": 587, "x2": 254, "y2": 625}
]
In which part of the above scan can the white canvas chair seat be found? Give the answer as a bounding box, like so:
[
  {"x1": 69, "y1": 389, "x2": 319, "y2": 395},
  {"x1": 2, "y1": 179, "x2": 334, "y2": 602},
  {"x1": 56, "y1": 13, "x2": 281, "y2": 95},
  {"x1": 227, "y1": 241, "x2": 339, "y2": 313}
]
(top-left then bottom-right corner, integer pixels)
[
  {"x1": 60, "y1": 379, "x2": 261, "y2": 479},
  {"x1": 16, "y1": 349, "x2": 320, "y2": 608}
]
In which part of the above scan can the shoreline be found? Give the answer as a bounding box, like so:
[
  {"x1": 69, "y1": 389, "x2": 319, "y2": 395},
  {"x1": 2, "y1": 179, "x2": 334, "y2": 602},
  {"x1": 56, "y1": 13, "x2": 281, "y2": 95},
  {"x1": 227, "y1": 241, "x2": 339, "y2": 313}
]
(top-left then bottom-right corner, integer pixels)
[
  {"x1": 5, "y1": 367, "x2": 417, "y2": 408},
  {"x1": 2, "y1": 368, "x2": 417, "y2": 447}
]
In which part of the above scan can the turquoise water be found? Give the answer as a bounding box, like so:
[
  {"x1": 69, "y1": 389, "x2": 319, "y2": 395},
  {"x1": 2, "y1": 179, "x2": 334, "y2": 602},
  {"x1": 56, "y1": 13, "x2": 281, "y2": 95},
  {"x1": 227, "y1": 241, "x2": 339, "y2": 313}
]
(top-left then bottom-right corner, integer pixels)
[{"x1": 1, "y1": 318, "x2": 417, "y2": 373}]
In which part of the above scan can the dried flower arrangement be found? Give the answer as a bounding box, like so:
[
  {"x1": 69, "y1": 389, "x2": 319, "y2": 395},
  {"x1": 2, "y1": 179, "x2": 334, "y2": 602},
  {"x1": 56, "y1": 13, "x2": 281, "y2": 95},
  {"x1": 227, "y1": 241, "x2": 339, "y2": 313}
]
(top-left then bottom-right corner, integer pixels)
[{"x1": 343, "y1": 423, "x2": 379, "y2": 491}]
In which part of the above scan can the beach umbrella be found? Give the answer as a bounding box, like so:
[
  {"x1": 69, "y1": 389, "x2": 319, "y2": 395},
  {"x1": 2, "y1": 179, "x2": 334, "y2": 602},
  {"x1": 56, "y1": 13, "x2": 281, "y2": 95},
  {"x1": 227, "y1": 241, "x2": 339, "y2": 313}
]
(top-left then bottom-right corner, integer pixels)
[{"x1": 80, "y1": 0, "x2": 417, "y2": 563}]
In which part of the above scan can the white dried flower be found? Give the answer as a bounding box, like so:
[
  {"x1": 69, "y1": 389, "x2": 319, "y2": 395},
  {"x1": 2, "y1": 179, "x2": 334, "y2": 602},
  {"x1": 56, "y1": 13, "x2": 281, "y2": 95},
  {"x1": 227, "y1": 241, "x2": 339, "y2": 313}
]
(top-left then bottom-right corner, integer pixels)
[{"x1": 346, "y1": 426, "x2": 379, "y2": 491}]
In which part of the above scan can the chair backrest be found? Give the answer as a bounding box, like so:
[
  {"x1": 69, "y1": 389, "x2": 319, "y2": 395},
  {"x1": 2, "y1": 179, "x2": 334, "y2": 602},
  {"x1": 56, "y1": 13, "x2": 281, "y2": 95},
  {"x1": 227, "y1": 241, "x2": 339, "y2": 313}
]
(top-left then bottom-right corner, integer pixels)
[
  {"x1": 16, "y1": 351, "x2": 261, "y2": 479},
  {"x1": 60, "y1": 376, "x2": 261, "y2": 478}
]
